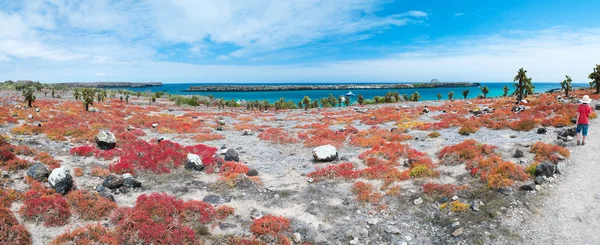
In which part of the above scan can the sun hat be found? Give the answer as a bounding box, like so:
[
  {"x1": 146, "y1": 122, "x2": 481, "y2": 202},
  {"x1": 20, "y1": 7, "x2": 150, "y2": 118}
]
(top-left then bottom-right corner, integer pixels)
[{"x1": 580, "y1": 95, "x2": 592, "y2": 104}]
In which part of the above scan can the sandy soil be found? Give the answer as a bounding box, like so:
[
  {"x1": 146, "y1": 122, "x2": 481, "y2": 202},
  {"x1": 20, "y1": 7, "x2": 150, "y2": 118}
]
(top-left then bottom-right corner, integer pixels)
[{"x1": 509, "y1": 119, "x2": 600, "y2": 244}]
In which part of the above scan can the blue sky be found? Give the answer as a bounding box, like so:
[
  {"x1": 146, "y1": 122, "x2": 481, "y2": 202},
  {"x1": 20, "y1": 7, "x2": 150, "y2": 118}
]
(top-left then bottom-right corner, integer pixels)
[{"x1": 0, "y1": 0, "x2": 599, "y2": 83}]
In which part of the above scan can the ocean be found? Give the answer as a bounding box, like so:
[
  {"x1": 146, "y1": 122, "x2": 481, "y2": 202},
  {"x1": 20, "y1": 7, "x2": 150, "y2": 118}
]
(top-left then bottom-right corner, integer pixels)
[{"x1": 117, "y1": 82, "x2": 589, "y2": 103}]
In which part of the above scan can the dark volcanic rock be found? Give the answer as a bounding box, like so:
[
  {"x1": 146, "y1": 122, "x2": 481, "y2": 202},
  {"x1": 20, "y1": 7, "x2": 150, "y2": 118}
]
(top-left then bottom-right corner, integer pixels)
[
  {"x1": 246, "y1": 169, "x2": 259, "y2": 177},
  {"x1": 26, "y1": 163, "x2": 49, "y2": 181},
  {"x1": 224, "y1": 148, "x2": 239, "y2": 162},
  {"x1": 103, "y1": 174, "x2": 125, "y2": 189},
  {"x1": 558, "y1": 127, "x2": 577, "y2": 138},
  {"x1": 95, "y1": 130, "x2": 117, "y2": 150},
  {"x1": 514, "y1": 149, "x2": 524, "y2": 158},
  {"x1": 534, "y1": 175, "x2": 545, "y2": 184},
  {"x1": 203, "y1": 194, "x2": 230, "y2": 205},
  {"x1": 123, "y1": 176, "x2": 142, "y2": 188},
  {"x1": 535, "y1": 162, "x2": 555, "y2": 177},
  {"x1": 537, "y1": 127, "x2": 547, "y2": 134},
  {"x1": 520, "y1": 183, "x2": 536, "y2": 191}
]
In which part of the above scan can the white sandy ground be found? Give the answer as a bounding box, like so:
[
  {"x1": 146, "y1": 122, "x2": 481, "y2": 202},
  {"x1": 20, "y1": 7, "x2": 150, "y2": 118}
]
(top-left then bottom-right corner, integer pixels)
[{"x1": 513, "y1": 119, "x2": 600, "y2": 244}]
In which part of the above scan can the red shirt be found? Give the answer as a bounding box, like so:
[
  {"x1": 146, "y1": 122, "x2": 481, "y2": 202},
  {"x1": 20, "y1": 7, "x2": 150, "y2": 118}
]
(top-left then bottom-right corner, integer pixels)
[{"x1": 577, "y1": 104, "x2": 592, "y2": 124}]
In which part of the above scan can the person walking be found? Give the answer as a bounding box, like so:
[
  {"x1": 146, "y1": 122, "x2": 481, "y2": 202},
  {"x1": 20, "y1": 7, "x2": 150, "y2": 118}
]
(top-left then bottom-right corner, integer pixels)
[{"x1": 576, "y1": 95, "x2": 593, "y2": 145}]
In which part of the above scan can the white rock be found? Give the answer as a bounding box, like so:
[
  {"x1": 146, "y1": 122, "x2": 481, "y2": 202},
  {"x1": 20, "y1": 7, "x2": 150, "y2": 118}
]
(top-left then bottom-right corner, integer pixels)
[
  {"x1": 291, "y1": 233, "x2": 302, "y2": 243},
  {"x1": 151, "y1": 123, "x2": 159, "y2": 128},
  {"x1": 385, "y1": 225, "x2": 401, "y2": 234},
  {"x1": 414, "y1": 197, "x2": 423, "y2": 205},
  {"x1": 349, "y1": 237, "x2": 359, "y2": 245},
  {"x1": 312, "y1": 144, "x2": 338, "y2": 162},
  {"x1": 27, "y1": 114, "x2": 33, "y2": 119},
  {"x1": 452, "y1": 195, "x2": 459, "y2": 201},
  {"x1": 48, "y1": 167, "x2": 69, "y2": 187},
  {"x1": 122, "y1": 173, "x2": 133, "y2": 179},
  {"x1": 242, "y1": 129, "x2": 253, "y2": 135}
]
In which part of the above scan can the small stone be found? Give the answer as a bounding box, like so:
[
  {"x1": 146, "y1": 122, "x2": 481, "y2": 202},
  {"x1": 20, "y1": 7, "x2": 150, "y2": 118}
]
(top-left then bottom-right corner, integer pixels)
[
  {"x1": 250, "y1": 209, "x2": 263, "y2": 220},
  {"x1": 535, "y1": 162, "x2": 555, "y2": 177},
  {"x1": 536, "y1": 127, "x2": 547, "y2": 134},
  {"x1": 470, "y1": 201, "x2": 480, "y2": 211},
  {"x1": 103, "y1": 174, "x2": 125, "y2": 189},
  {"x1": 498, "y1": 187, "x2": 514, "y2": 196},
  {"x1": 534, "y1": 176, "x2": 545, "y2": 184},
  {"x1": 367, "y1": 218, "x2": 379, "y2": 225},
  {"x1": 414, "y1": 197, "x2": 423, "y2": 205},
  {"x1": 224, "y1": 148, "x2": 239, "y2": 162},
  {"x1": 385, "y1": 225, "x2": 401, "y2": 234},
  {"x1": 349, "y1": 237, "x2": 359, "y2": 245},
  {"x1": 291, "y1": 233, "x2": 302, "y2": 243},
  {"x1": 594, "y1": 193, "x2": 600, "y2": 200},
  {"x1": 307, "y1": 178, "x2": 314, "y2": 183},
  {"x1": 216, "y1": 126, "x2": 224, "y2": 131},
  {"x1": 246, "y1": 169, "x2": 259, "y2": 177},
  {"x1": 242, "y1": 129, "x2": 253, "y2": 135},
  {"x1": 2, "y1": 171, "x2": 9, "y2": 178},
  {"x1": 185, "y1": 153, "x2": 204, "y2": 171},
  {"x1": 451, "y1": 221, "x2": 460, "y2": 229},
  {"x1": 35, "y1": 108, "x2": 40, "y2": 112},
  {"x1": 203, "y1": 194, "x2": 228, "y2": 205},
  {"x1": 514, "y1": 149, "x2": 524, "y2": 158},
  {"x1": 451, "y1": 195, "x2": 459, "y2": 201},
  {"x1": 217, "y1": 120, "x2": 226, "y2": 125},
  {"x1": 221, "y1": 144, "x2": 227, "y2": 149},
  {"x1": 123, "y1": 177, "x2": 142, "y2": 188},
  {"x1": 27, "y1": 114, "x2": 33, "y2": 119},
  {"x1": 535, "y1": 185, "x2": 541, "y2": 191},
  {"x1": 151, "y1": 123, "x2": 159, "y2": 128},
  {"x1": 520, "y1": 183, "x2": 536, "y2": 191},
  {"x1": 452, "y1": 227, "x2": 464, "y2": 236}
]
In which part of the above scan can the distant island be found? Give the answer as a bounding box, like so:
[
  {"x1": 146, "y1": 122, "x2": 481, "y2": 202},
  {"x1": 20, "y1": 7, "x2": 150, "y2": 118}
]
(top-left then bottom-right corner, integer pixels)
[
  {"x1": 58, "y1": 82, "x2": 162, "y2": 88},
  {"x1": 184, "y1": 81, "x2": 480, "y2": 92}
]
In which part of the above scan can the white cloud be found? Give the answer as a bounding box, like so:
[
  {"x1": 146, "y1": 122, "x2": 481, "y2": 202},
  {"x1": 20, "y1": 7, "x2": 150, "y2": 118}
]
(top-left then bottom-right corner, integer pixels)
[
  {"x1": 4, "y1": 28, "x2": 597, "y2": 83},
  {"x1": 455, "y1": 13, "x2": 465, "y2": 17},
  {"x1": 217, "y1": 55, "x2": 231, "y2": 61},
  {"x1": 150, "y1": 1, "x2": 427, "y2": 57}
]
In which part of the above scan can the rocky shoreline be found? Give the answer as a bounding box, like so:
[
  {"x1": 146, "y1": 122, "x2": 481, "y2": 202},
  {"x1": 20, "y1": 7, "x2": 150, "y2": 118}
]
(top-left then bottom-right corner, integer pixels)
[
  {"x1": 58, "y1": 82, "x2": 162, "y2": 88},
  {"x1": 184, "y1": 82, "x2": 480, "y2": 92}
]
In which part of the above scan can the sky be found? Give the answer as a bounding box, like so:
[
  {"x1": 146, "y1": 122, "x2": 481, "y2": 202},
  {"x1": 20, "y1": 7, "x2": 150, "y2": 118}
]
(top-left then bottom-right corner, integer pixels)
[{"x1": 0, "y1": 0, "x2": 599, "y2": 83}]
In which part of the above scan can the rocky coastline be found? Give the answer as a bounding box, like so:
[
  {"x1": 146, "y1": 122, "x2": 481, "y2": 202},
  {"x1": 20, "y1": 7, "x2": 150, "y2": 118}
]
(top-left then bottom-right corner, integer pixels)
[
  {"x1": 58, "y1": 82, "x2": 162, "y2": 88},
  {"x1": 184, "y1": 82, "x2": 480, "y2": 92}
]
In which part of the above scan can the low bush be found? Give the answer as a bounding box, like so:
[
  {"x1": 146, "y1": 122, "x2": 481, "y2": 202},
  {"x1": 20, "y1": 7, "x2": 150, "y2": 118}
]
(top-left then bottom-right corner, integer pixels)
[
  {"x1": 50, "y1": 224, "x2": 117, "y2": 245},
  {"x1": 531, "y1": 142, "x2": 570, "y2": 163},
  {"x1": 258, "y1": 128, "x2": 298, "y2": 144},
  {"x1": 440, "y1": 200, "x2": 469, "y2": 212},
  {"x1": 66, "y1": 190, "x2": 117, "y2": 220},
  {"x1": 0, "y1": 207, "x2": 31, "y2": 245},
  {"x1": 351, "y1": 181, "x2": 382, "y2": 204},
  {"x1": 215, "y1": 205, "x2": 235, "y2": 220},
  {"x1": 0, "y1": 188, "x2": 20, "y2": 208},
  {"x1": 250, "y1": 214, "x2": 291, "y2": 236},
  {"x1": 428, "y1": 131, "x2": 441, "y2": 138},
  {"x1": 438, "y1": 139, "x2": 497, "y2": 166},
  {"x1": 69, "y1": 145, "x2": 97, "y2": 157},
  {"x1": 91, "y1": 166, "x2": 110, "y2": 177},
  {"x1": 306, "y1": 163, "x2": 356, "y2": 181},
  {"x1": 19, "y1": 190, "x2": 71, "y2": 227}
]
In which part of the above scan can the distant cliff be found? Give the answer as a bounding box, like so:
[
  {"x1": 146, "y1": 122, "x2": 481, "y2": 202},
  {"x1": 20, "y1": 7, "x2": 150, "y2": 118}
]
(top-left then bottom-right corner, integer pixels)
[
  {"x1": 184, "y1": 82, "x2": 479, "y2": 92},
  {"x1": 58, "y1": 82, "x2": 162, "y2": 88}
]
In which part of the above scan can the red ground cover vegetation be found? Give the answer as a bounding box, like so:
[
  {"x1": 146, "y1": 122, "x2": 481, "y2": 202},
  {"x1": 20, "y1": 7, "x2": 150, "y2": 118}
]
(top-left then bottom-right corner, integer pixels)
[
  {"x1": 352, "y1": 181, "x2": 383, "y2": 204},
  {"x1": 66, "y1": 190, "x2": 117, "y2": 220},
  {"x1": 530, "y1": 141, "x2": 570, "y2": 164},
  {"x1": 258, "y1": 128, "x2": 299, "y2": 144},
  {"x1": 108, "y1": 139, "x2": 217, "y2": 174},
  {"x1": 19, "y1": 182, "x2": 71, "y2": 227},
  {"x1": 0, "y1": 207, "x2": 31, "y2": 245},
  {"x1": 49, "y1": 225, "x2": 117, "y2": 245}
]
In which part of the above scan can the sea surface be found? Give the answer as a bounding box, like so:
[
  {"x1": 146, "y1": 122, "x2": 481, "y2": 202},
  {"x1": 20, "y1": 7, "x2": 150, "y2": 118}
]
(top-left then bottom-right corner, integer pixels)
[{"x1": 117, "y1": 82, "x2": 588, "y2": 103}]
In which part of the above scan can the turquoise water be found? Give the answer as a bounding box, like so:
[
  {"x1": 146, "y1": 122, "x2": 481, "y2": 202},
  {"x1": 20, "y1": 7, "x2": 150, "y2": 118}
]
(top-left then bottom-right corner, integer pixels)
[{"x1": 118, "y1": 82, "x2": 588, "y2": 103}]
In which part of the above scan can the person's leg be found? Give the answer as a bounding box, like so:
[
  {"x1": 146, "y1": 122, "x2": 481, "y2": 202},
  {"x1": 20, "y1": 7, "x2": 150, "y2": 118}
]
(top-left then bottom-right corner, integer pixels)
[
  {"x1": 582, "y1": 124, "x2": 588, "y2": 145},
  {"x1": 576, "y1": 124, "x2": 582, "y2": 145}
]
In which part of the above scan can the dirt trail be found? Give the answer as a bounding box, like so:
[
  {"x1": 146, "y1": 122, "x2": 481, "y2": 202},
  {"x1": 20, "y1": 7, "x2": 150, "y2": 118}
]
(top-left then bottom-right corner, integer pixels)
[{"x1": 518, "y1": 119, "x2": 600, "y2": 244}]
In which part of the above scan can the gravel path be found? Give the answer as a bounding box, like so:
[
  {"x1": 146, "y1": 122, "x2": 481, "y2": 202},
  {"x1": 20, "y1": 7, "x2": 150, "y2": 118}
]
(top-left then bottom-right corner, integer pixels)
[{"x1": 520, "y1": 119, "x2": 600, "y2": 244}]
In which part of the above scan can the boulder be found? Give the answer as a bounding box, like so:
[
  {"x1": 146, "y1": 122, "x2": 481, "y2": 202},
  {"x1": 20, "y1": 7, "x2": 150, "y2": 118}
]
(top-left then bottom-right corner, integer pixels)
[
  {"x1": 185, "y1": 153, "x2": 204, "y2": 171},
  {"x1": 26, "y1": 163, "x2": 49, "y2": 181},
  {"x1": 520, "y1": 183, "x2": 536, "y2": 191},
  {"x1": 596, "y1": 104, "x2": 600, "y2": 110},
  {"x1": 123, "y1": 174, "x2": 142, "y2": 188},
  {"x1": 48, "y1": 167, "x2": 73, "y2": 195},
  {"x1": 558, "y1": 127, "x2": 577, "y2": 138},
  {"x1": 103, "y1": 174, "x2": 125, "y2": 189},
  {"x1": 224, "y1": 149, "x2": 239, "y2": 162},
  {"x1": 95, "y1": 131, "x2": 117, "y2": 150},
  {"x1": 534, "y1": 175, "x2": 545, "y2": 185},
  {"x1": 514, "y1": 149, "x2": 524, "y2": 158},
  {"x1": 535, "y1": 162, "x2": 555, "y2": 178},
  {"x1": 246, "y1": 169, "x2": 259, "y2": 177},
  {"x1": 312, "y1": 145, "x2": 338, "y2": 162},
  {"x1": 537, "y1": 127, "x2": 547, "y2": 134}
]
